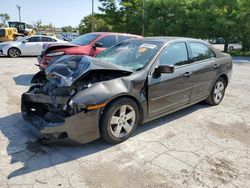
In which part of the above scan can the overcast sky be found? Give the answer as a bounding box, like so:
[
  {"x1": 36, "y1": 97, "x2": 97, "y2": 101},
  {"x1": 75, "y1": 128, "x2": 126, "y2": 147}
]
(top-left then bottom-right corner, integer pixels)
[{"x1": 0, "y1": 0, "x2": 101, "y2": 27}]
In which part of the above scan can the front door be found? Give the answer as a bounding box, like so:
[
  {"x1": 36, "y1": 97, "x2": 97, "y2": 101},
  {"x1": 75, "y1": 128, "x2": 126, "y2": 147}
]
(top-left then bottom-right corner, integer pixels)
[
  {"x1": 21, "y1": 36, "x2": 43, "y2": 55},
  {"x1": 148, "y1": 42, "x2": 193, "y2": 118}
]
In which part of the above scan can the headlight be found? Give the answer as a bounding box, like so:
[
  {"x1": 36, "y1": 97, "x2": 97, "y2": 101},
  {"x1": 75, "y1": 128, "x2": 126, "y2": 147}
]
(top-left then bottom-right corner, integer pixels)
[
  {"x1": 47, "y1": 51, "x2": 65, "y2": 57},
  {"x1": 0, "y1": 44, "x2": 8, "y2": 48}
]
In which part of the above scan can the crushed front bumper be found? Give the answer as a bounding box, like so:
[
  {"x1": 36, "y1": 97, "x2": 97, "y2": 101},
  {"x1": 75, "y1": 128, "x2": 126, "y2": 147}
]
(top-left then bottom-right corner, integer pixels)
[{"x1": 21, "y1": 92, "x2": 100, "y2": 145}]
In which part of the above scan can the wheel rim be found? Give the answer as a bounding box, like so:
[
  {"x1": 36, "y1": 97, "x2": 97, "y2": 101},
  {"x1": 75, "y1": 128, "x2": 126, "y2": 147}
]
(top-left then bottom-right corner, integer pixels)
[
  {"x1": 109, "y1": 105, "x2": 136, "y2": 138},
  {"x1": 9, "y1": 49, "x2": 20, "y2": 57},
  {"x1": 213, "y1": 81, "x2": 225, "y2": 104}
]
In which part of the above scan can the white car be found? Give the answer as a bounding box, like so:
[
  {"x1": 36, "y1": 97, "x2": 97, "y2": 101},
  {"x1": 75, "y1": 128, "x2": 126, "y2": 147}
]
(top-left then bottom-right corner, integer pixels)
[
  {"x1": 0, "y1": 35, "x2": 67, "y2": 57},
  {"x1": 212, "y1": 43, "x2": 242, "y2": 51}
]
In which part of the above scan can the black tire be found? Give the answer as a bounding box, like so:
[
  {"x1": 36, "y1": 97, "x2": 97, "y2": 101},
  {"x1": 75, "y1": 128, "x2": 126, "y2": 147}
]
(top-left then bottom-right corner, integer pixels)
[
  {"x1": 229, "y1": 46, "x2": 234, "y2": 51},
  {"x1": 8, "y1": 47, "x2": 21, "y2": 58},
  {"x1": 205, "y1": 77, "x2": 226, "y2": 106},
  {"x1": 100, "y1": 97, "x2": 140, "y2": 144}
]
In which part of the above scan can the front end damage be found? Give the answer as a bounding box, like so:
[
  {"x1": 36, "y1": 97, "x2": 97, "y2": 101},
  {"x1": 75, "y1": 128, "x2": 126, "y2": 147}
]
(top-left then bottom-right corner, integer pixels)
[{"x1": 22, "y1": 55, "x2": 132, "y2": 144}]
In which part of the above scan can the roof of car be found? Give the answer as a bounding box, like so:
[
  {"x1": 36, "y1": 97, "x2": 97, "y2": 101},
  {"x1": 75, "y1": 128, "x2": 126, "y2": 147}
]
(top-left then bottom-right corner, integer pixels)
[
  {"x1": 91, "y1": 32, "x2": 142, "y2": 37},
  {"x1": 133, "y1": 36, "x2": 205, "y2": 43}
]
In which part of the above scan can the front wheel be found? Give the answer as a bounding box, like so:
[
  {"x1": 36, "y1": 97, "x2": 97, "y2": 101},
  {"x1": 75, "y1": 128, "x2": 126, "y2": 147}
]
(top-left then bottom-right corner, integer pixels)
[
  {"x1": 8, "y1": 48, "x2": 21, "y2": 58},
  {"x1": 205, "y1": 78, "x2": 226, "y2": 105},
  {"x1": 100, "y1": 98, "x2": 139, "y2": 144}
]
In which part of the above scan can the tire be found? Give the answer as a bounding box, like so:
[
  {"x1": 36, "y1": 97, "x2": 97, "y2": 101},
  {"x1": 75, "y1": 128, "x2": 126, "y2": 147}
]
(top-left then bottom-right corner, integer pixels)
[
  {"x1": 100, "y1": 97, "x2": 140, "y2": 144},
  {"x1": 229, "y1": 46, "x2": 234, "y2": 51},
  {"x1": 205, "y1": 77, "x2": 226, "y2": 105},
  {"x1": 8, "y1": 47, "x2": 21, "y2": 58}
]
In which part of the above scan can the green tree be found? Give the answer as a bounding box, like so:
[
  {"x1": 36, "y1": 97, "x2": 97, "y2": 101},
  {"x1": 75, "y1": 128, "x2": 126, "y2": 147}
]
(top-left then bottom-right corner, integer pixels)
[
  {"x1": 99, "y1": 0, "x2": 142, "y2": 34},
  {"x1": 78, "y1": 14, "x2": 111, "y2": 34},
  {"x1": 0, "y1": 13, "x2": 10, "y2": 27},
  {"x1": 237, "y1": 0, "x2": 250, "y2": 50},
  {"x1": 61, "y1": 25, "x2": 73, "y2": 32}
]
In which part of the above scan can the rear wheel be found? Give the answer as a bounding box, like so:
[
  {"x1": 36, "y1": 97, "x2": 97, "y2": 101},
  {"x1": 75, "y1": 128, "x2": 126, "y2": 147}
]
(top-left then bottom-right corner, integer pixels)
[
  {"x1": 229, "y1": 46, "x2": 234, "y2": 51},
  {"x1": 100, "y1": 98, "x2": 139, "y2": 144},
  {"x1": 8, "y1": 48, "x2": 21, "y2": 58},
  {"x1": 205, "y1": 77, "x2": 226, "y2": 105}
]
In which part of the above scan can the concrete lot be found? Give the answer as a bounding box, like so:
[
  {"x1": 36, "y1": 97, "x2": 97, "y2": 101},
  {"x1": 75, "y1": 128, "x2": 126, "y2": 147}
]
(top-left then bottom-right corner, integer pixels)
[{"x1": 0, "y1": 56, "x2": 249, "y2": 188}]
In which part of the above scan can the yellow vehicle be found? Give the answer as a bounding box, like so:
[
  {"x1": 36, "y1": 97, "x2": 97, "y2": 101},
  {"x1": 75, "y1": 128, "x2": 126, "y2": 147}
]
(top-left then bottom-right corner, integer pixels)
[
  {"x1": 8, "y1": 21, "x2": 36, "y2": 36},
  {"x1": 0, "y1": 21, "x2": 36, "y2": 42},
  {"x1": 0, "y1": 27, "x2": 18, "y2": 42}
]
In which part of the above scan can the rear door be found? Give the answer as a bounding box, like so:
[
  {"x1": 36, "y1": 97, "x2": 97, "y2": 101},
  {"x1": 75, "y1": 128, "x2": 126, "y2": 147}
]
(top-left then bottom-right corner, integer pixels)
[
  {"x1": 148, "y1": 42, "x2": 193, "y2": 118},
  {"x1": 187, "y1": 42, "x2": 218, "y2": 103}
]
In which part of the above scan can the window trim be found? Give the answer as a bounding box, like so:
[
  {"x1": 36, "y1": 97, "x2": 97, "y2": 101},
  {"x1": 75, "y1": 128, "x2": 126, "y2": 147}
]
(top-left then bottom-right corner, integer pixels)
[
  {"x1": 96, "y1": 35, "x2": 118, "y2": 48},
  {"x1": 157, "y1": 41, "x2": 190, "y2": 67},
  {"x1": 187, "y1": 42, "x2": 216, "y2": 63},
  {"x1": 148, "y1": 41, "x2": 190, "y2": 75},
  {"x1": 27, "y1": 36, "x2": 42, "y2": 42}
]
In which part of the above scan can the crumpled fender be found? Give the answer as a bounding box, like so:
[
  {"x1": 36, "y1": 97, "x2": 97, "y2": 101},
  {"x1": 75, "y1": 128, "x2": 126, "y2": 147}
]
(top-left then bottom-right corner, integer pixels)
[
  {"x1": 71, "y1": 70, "x2": 147, "y2": 109},
  {"x1": 71, "y1": 78, "x2": 132, "y2": 107}
]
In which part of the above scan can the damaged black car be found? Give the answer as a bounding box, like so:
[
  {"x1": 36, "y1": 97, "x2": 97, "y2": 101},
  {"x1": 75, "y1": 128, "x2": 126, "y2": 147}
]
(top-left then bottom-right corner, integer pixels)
[{"x1": 21, "y1": 37, "x2": 232, "y2": 144}]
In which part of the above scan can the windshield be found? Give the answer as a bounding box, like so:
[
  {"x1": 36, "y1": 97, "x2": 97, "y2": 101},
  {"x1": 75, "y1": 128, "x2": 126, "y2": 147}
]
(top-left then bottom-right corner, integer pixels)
[
  {"x1": 15, "y1": 36, "x2": 28, "y2": 42},
  {"x1": 96, "y1": 40, "x2": 163, "y2": 72},
  {"x1": 71, "y1": 33, "x2": 100, "y2": 45}
]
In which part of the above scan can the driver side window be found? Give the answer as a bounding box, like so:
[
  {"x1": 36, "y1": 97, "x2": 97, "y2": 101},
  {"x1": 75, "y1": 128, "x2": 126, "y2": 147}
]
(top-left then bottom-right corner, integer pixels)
[
  {"x1": 97, "y1": 35, "x2": 117, "y2": 48},
  {"x1": 159, "y1": 42, "x2": 188, "y2": 66},
  {"x1": 27, "y1": 37, "x2": 41, "y2": 42}
]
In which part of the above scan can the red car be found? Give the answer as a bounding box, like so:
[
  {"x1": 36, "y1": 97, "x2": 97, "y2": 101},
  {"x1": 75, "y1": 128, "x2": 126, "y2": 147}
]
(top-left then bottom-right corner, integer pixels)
[{"x1": 37, "y1": 32, "x2": 142, "y2": 69}]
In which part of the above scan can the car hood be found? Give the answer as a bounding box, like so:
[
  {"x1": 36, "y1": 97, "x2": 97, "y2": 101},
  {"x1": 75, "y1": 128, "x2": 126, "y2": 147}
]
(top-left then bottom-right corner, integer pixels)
[
  {"x1": 0, "y1": 41, "x2": 16, "y2": 46},
  {"x1": 45, "y1": 55, "x2": 132, "y2": 87}
]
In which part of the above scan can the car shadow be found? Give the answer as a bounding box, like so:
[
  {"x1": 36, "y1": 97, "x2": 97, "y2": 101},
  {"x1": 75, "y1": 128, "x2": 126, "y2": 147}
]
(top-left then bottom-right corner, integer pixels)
[
  {"x1": 0, "y1": 103, "x2": 210, "y2": 179},
  {"x1": 13, "y1": 74, "x2": 34, "y2": 86}
]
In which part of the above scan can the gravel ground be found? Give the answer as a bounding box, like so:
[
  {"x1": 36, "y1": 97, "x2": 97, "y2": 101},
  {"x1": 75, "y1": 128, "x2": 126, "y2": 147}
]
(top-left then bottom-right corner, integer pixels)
[{"x1": 0, "y1": 57, "x2": 249, "y2": 188}]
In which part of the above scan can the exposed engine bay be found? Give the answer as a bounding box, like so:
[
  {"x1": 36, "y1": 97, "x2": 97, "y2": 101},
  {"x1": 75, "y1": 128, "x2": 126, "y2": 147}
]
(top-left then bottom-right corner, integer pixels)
[{"x1": 23, "y1": 55, "x2": 132, "y2": 123}]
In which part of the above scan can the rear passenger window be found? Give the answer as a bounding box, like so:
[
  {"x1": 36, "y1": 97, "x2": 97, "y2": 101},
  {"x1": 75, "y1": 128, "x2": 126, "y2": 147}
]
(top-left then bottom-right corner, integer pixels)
[
  {"x1": 97, "y1": 35, "x2": 117, "y2": 48},
  {"x1": 118, "y1": 35, "x2": 132, "y2": 43},
  {"x1": 42, "y1": 37, "x2": 57, "y2": 42},
  {"x1": 190, "y1": 42, "x2": 215, "y2": 61},
  {"x1": 159, "y1": 42, "x2": 188, "y2": 66}
]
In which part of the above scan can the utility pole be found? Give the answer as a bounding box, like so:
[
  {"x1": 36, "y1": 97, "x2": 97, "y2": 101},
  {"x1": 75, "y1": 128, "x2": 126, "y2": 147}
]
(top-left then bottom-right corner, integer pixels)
[
  {"x1": 16, "y1": 5, "x2": 21, "y2": 22},
  {"x1": 91, "y1": 0, "x2": 94, "y2": 32},
  {"x1": 142, "y1": 0, "x2": 145, "y2": 36}
]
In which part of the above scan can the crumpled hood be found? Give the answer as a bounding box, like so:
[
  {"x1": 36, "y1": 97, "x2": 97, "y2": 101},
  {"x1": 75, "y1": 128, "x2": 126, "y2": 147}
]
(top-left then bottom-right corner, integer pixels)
[{"x1": 45, "y1": 55, "x2": 130, "y2": 87}]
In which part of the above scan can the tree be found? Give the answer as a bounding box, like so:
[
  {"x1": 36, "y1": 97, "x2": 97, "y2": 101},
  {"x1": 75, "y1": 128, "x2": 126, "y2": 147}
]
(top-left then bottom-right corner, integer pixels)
[
  {"x1": 61, "y1": 25, "x2": 73, "y2": 32},
  {"x1": 97, "y1": 0, "x2": 249, "y2": 52},
  {"x1": 237, "y1": 0, "x2": 250, "y2": 50},
  {"x1": 98, "y1": 0, "x2": 142, "y2": 34},
  {"x1": 78, "y1": 14, "x2": 111, "y2": 34},
  {"x1": 0, "y1": 13, "x2": 10, "y2": 27}
]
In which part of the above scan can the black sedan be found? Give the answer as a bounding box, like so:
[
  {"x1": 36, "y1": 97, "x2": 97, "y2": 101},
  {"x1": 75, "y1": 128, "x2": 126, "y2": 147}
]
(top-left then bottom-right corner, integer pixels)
[{"x1": 21, "y1": 37, "x2": 233, "y2": 144}]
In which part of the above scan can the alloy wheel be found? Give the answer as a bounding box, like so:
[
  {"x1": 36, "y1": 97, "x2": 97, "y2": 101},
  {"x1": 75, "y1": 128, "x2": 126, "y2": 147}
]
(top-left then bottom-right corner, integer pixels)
[
  {"x1": 9, "y1": 48, "x2": 20, "y2": 57},
  {"x1": 213, "y1": 81, "x2": 225, "y2": 104},
  {"x1": 109, "y1": 105, "x2": 136, "y2": 138}
]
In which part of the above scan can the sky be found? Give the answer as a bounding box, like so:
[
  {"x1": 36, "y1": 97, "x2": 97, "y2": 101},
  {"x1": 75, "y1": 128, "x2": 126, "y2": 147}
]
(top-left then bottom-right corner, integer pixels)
[{"x1": 0, "y1": 0, "x2": 101, "y2": 27}]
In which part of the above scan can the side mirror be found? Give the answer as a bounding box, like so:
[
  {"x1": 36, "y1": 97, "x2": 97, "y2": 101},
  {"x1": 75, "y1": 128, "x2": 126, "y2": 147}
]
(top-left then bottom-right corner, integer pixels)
[
  {"x1": 154, "y1": 65, "x2": 174, "y2": 74},
  {"x1": 22, "y1": 39, "x2": 28, "y2": 43},
  {"x1": 93, "y1": 42, "x2": 103, "y2": 49}
]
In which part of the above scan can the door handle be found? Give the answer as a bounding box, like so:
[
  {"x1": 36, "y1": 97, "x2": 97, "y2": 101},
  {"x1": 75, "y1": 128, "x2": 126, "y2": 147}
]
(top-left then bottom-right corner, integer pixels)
[
  {"x1": 214, "y1": 63, "x2": 219, "y2": 69},
  {"x1": 183, "y1": 72, "x2": 192, "y2": 78}
]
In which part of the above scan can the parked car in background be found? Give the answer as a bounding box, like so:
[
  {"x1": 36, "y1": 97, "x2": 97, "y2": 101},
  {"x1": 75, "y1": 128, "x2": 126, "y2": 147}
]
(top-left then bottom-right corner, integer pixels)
[
  {"x1": 209, "y1": 37, "x2": 242, "y2": 51},
  {"x1": 22, "y1": 37, "x2": 232, "y2": 144},
  {"x1": 37, "y1": 32, "x2": 142, "y2": 69},
  {"x1": 0, "y1": 35, "x2": 67, "y2": 57}
]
